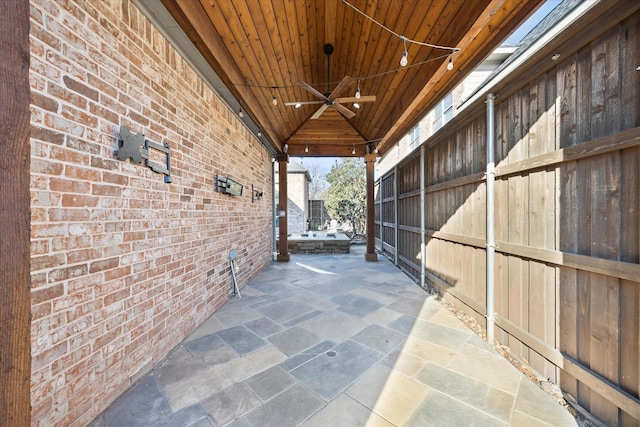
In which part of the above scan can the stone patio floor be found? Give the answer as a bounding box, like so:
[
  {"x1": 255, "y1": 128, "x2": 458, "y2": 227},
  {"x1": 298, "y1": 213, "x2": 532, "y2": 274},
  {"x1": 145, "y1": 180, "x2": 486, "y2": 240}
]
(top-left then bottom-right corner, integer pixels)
[{"x1": 90, "y1": 246, "x2": 577, "y2": 427}]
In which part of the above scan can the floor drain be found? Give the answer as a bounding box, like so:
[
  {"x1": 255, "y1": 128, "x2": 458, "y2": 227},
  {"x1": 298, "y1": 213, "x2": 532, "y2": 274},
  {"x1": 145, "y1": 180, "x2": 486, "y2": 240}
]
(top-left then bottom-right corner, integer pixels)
[{"x1": 326, "y1": 350, "x2": 337, "y2": 357}]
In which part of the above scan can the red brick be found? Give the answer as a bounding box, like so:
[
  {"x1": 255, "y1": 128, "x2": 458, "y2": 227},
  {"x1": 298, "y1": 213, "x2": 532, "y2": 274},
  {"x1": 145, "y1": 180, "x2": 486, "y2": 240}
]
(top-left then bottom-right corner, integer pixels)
[
  {"x1": 66, "y1": 136, "x2": 101, "y2": 155},
  {"x1": 32, "y1": 254, "x2": 66, "y2": 272},
  {"x1": 63, "y1": 76, "x2": 98, "y2": 102},
  {"x1": 66, "y1": 248, "x2": 99, "y2": 264},
  {"x1": 32, "y1": 158, "x2": 64, "y2": 175},
  {"x1": 32, "y1": 91, "x2": 59, "y2": 112},
  {"x1": 89, "y1": 257, "x2": 119, "y2": 273},
  {"x1": 64, "y1": 165, "x2": 101, "y2": 181},
  {"x1": 49, "y1": 208, "x2": 91, "y2": 222},
  {"x1": 103, "y1": 288, "x2": 130, "y2": 307},
  {"x1": 61, "y1": 105, "x2": 98, "y2": 129},
  {"x1": 66, "y1": 300, "x2": 102, "y2": 323},
  {"x1": 32, "y1": 284, "x2": 65, "y2": 305},
  {"x1": 61, "y1": 194, "x2": 99, "y2": 207},
  {"x1": 32, "y1": 340, "x2": 68, "y2": 371},
  {"x1": 47, "y1": 81, "x2": 87, "y2": 109},
  {"x1": 51, "y1": 235, "x2": 92, "y2": 252},
  {"x1": 47, "y1": 264, "x2": 88, "y2": 283},
  {"x1": 50, "y1": 145, "x2": 90, "y2": 166},
  {"x1": 50, "y1": 177, "x2": 91, "y2": 193},
  {"x1": 93, "y1": 326, "x2": 122, "y2": 351}
]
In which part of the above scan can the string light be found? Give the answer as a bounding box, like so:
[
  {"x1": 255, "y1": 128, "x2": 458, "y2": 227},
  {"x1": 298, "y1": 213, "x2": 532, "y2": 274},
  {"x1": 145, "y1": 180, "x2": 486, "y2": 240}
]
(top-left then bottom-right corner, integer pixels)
[
  {"x1": 342, "y1": 0, "x2": 460, "y2": 68},
  {"x1": 239, "y1": 107, "x2": 244, "y2": 118},
  {"x1": 352, "y1": 144, "x2": 356, "y2": 155},
  {"x1": 305, "y1": 143, "x2": 309, "y2": 153},
  {"x1": 447, "y1": 56, "x2": 453, "y2": 71},
  {"x1": 400, "y1": 37, "x2": 408, "y2": 67},
  {"x1": 355, "y1": 80, "x2": 361, "y2": 99},
  {"x1": 272, "y1": 96, "x2": 278, "y2": 106},
  {"x1": 257, "y1": 131, "x2": 262, "y2": 137}
]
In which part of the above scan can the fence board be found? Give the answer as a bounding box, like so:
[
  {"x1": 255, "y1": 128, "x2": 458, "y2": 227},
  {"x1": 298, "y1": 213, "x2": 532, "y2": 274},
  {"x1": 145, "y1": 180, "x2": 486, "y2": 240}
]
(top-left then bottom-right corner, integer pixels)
[{"x1": 377, "y1": 6, "x2": 640, "y2": 424}]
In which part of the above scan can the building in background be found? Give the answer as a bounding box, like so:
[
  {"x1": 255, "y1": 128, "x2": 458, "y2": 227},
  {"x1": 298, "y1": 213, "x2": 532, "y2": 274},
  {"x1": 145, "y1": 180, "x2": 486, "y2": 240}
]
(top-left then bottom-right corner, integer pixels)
[
  {"x1": 376, "y1": 45, "x2": 517, "y2": 177},
  {"x1": 275, "y1": 159, "x2": 311, "y2": 234}
]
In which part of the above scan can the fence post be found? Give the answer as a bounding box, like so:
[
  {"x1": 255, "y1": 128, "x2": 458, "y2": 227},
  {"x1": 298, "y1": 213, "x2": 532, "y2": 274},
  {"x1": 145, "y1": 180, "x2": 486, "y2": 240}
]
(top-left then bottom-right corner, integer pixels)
[{"x1": 486, "y1": 93, "x2": 496, "y2": 344}]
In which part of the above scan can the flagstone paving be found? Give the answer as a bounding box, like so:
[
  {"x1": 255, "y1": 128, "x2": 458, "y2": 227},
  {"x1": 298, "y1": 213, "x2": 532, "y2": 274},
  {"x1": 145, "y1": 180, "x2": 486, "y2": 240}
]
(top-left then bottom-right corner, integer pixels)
[{"x1": 90, "y1": 246, "x2": 577, "y2": 427}]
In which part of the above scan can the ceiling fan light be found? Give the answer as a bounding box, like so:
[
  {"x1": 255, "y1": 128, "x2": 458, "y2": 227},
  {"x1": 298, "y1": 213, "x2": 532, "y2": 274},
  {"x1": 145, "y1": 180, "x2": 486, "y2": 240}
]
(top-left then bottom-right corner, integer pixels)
[
  {"x1": 400, "y1": 50, "x2": 408, "y2": 67},
  {"x1": 353, "y1": 103, "x2": 360, "y2": 109},
  {"x1": 294, "y1": 103, "x2": 302, "y2": 109}
]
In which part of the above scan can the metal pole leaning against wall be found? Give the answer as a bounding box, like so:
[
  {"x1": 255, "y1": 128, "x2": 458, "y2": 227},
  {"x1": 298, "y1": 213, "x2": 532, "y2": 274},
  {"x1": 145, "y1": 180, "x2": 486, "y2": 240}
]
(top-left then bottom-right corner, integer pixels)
[
  {"x1": 420, "y1": 146, "x2": 426, "y2": 288},
  {"x1": 486, "y1": 93, "x2": 496, "y2": 344}
]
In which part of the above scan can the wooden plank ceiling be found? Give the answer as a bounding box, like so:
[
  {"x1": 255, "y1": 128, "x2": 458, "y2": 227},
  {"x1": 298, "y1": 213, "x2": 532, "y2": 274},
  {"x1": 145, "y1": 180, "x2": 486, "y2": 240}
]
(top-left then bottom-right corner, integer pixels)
[{"x1": 160, "y1": 0, "x2": 543, "y2": 157}]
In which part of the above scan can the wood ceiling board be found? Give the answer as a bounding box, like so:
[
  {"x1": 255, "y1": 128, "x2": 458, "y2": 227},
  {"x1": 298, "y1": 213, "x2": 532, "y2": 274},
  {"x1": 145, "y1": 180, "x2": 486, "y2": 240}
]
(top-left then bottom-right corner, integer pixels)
[
  {"x1": 359, "y1": 0, "x2": 485, "y2": 139},
  {"x1": 377, "y1": 0, "x2": 545, "y2": 153},
  {"x1": 160, "y1": 0, "x2": 544, "y2": 157},
  {"x1": 160, "y1": 0, "x2": 283, "y2": 151},
  {"x1": 224, "y1": 1, "x2": 294, "y2": 139},
  {"x1": 286, "y1": 110, "x2": 365, "y2": 145}
]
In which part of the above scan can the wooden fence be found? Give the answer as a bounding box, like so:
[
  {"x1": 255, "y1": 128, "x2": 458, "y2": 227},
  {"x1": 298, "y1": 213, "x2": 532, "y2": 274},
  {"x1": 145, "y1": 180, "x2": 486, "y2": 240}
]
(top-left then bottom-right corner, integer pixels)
[{"x1": 375, "y1": 3, "x2": 640, "y2": 425}]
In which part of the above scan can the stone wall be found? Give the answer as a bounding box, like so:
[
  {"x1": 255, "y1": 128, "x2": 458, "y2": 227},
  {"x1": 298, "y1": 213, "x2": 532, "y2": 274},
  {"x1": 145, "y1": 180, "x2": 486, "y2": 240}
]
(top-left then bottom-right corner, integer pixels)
[{"x1": 29, "y1": 1, "x2": 273, "y2": 425}]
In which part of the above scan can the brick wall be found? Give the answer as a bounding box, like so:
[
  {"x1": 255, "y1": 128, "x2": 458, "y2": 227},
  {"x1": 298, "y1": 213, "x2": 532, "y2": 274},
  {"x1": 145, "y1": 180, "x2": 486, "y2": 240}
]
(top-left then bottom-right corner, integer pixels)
[{"x1": 29, "y1": 1, "x2": 274, "y2": 425}]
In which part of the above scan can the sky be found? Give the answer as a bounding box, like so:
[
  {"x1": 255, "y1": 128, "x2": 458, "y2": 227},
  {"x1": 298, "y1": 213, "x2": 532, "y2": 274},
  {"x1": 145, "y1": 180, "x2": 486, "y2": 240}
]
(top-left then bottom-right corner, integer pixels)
[{"x1": 294, "y1": 0, "x2": 561, "y2": 176}]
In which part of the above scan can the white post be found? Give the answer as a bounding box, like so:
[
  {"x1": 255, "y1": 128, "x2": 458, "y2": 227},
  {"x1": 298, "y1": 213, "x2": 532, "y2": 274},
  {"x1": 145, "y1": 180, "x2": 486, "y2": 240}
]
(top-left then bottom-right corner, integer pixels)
[{"x1": 486, "y1": 93, "x2": 496, "y2": 344}]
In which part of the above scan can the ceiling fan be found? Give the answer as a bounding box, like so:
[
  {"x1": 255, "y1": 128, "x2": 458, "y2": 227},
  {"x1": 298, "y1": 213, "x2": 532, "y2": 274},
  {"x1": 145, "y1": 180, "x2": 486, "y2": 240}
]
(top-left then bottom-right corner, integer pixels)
[{"x1": 284, "y1": 44, "x2": 376, "y2": 119}]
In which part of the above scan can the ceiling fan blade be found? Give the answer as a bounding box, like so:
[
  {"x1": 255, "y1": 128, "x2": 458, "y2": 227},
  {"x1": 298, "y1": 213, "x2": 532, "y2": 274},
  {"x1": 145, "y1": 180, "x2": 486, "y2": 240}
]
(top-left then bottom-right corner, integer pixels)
[
  {"x1": 311, "y1": 103, "x2": 329, "y2": 119},
  {"x1": 332, "y1": 102, "x2": 356, "y2": 119},
  {"x1": 297, "y1": 81, "x2": 329, "y2": 101},
  {"x1": 284, "y1": 101, "x2": 324, "y2": 106},
  {"x1": 329, "y1": 76, "x2": 356, "y2": 100},
  {"x1": 335, "y1": 95, "x2": 377, "y2": 103}
]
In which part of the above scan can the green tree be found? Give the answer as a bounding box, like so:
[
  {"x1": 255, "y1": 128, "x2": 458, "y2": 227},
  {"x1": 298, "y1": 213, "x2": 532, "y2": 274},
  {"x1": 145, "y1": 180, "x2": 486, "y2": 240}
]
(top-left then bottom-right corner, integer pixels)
[{"x1": 325, "y1": 158, "x2": 366, "y2": 237}]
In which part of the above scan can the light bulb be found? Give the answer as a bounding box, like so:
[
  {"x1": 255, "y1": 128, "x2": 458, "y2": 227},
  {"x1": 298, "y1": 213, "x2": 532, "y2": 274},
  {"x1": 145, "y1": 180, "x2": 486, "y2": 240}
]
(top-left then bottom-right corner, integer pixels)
[
  {"x1": 352, "y1": 145, "x2": 356, "y2": 155},
  {"x1": 272, "y1": 97, "x2": 277, "y2": 106},
  {"x1": 400, "y1": 50, "x2": 408, "y2": 67},
  {"x1": 353, "y1": 103, "x2": 360, "y2": 109},
  {"x1": 257, "y1": 131, "x2": 262, "y2": 137},
  {"x1": 305, "y1": 144, "x2": 309, "y2": 153},
  {"x1": 447, "y1": 57, "x2": 453, "y2": 71},
  {"x1": 294, "y1": 103, "x2": 302, "y2": 109},
  {"x1": 355, "y1": 88, "x2": 361, "y2": 99},
  {"x1": 239, "y1": 108, "x2": 244, "y2": 118}
]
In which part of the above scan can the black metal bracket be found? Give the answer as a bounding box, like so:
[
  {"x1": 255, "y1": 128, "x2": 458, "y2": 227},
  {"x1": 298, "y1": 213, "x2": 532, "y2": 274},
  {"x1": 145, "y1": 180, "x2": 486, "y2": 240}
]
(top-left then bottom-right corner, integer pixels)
[
  {"x1": 117, "y1": 126, "x2": 171, "y2": 183},
  {"x1": 252, "y1": 184, "x2": 263, "y2": 202}
]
